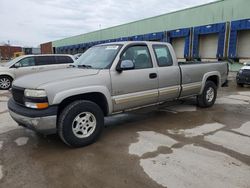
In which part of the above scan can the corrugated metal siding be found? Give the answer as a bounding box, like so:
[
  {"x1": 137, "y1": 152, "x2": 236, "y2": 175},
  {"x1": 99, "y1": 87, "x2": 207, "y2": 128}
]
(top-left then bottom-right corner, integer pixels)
[{"x1": 52, "y1": 0, "x2": 250, "y2": 47}]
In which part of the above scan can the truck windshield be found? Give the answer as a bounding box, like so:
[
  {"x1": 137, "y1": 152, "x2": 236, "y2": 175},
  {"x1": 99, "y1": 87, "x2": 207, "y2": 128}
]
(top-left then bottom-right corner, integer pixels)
[{"x1": 74, "y1": 45, "x2": 121, "y2": 69}]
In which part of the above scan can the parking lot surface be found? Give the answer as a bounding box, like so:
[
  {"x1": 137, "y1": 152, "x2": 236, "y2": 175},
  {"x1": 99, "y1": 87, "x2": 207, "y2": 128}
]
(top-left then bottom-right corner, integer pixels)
[{"x1": 0, "y1": 73, "x2": 250, "y2": 188}]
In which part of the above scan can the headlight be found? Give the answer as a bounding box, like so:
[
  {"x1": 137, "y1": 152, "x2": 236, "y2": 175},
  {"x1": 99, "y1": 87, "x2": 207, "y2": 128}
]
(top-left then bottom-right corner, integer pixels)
[
  {"x1": 24, "y1": 89, "x2": 47, "y2": 98},
  {"x1": 24, "y1": 89, "x2": 48, "y2": 109},
  {"x1": 239, "y1": 69, "x2": 243, "y2": 74}
]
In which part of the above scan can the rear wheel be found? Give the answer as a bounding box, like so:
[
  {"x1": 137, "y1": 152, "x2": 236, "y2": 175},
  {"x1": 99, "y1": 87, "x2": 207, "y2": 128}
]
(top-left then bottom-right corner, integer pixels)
[
  {"x1": 58, "y1": 100, "x2": 104, "y2": 147},
  {"x1": 197, "y1": 81, "x2": 217, "y2": 108},
  {"x1": 0, "y1": 76, "x2": 12, "y2": 90}
]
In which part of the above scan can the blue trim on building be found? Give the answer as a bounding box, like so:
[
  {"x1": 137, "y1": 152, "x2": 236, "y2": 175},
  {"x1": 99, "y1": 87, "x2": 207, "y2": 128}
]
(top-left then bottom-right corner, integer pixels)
[
  {"x1": 116, "y1": 37, "x2": 129, "y2": 42},
  {"x1": 167, "y1": 28, "x2": 191, "y2": 58},
  {"x1": 144, "y1": 32, "x2": 165, "y2": 41},
  {"x1": 131, "y1": 35, "x2": 144, "y2": 41},
  {"x1": 229, "y1": 18, "x2": 250, "y2": 58},
  {"x1": 192, "y1": 22, "x2": 226, "y2": 58}
]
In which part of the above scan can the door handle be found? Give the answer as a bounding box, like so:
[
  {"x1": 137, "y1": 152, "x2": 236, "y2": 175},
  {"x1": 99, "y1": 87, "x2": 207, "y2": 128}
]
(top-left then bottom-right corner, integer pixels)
[{"x1": 149, "y1": 73, "x2": 157, "y2": 79}]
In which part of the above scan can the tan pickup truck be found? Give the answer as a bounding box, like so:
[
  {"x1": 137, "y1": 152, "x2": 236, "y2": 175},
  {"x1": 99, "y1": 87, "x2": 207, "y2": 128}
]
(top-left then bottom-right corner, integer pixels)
[{"x1": 8, "y1": 41, "x2": 228, "y2": 147}]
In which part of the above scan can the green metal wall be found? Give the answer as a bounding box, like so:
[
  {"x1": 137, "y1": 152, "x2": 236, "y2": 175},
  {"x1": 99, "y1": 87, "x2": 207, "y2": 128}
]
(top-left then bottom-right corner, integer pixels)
[{"x1": 52, "y1": 0, "x2": 250, "y2": 47}]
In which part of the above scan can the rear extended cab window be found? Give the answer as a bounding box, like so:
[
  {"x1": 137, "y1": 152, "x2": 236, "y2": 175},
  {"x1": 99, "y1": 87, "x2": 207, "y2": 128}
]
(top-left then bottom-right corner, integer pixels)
[
  {"x1": 153, "y1": 45, "x2": 173, "y2": 67},
  {"x1": 56, "y1": 56, "x2": 74, "y2": 64}
]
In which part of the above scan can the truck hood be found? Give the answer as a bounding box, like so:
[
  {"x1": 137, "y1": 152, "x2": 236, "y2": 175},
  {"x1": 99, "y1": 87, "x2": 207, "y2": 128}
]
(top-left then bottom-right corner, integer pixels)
[{"x1": 13, "y1": 68, "x2": 100, "y2": 89}]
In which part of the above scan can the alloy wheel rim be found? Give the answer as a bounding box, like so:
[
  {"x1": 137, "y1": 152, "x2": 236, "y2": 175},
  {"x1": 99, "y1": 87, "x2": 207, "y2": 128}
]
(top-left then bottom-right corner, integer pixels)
[
  {"x1": 0, "y1": 78, "x2": 11, "y2": 89},
  {"x1": 72, "y1": 112, "x2": 96, "y2": 138},
  {"x1": 206, "y1": 87, "x2": 215, "y2": 103}
]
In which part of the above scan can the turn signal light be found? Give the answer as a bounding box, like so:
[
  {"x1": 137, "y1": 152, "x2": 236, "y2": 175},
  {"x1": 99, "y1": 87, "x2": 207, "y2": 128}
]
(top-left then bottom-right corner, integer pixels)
[{"x1": 25, "y1": 102, "x2": 49, "y2": 109}]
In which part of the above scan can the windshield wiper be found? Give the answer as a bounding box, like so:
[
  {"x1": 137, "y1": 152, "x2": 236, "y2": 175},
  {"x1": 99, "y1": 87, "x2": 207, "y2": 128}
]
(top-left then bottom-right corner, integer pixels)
[{"x1": 77, "y1": 64, "x2": 93, "y2": 69}]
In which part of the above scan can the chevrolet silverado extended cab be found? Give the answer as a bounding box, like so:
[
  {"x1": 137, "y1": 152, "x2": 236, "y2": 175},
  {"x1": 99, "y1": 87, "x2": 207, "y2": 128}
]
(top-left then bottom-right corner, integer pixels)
[{"x1": 8, "y1": 41, "x2": 228, "y2": 147}]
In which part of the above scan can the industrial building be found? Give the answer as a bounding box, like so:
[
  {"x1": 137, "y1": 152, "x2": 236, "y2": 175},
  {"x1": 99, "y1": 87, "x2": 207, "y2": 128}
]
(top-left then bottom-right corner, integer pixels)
[
  {"x1": 0, "y1": 46, "x2": 41, "y2": 60},
  {"x1": 0, "y1": 45, "x2": 22, "y2": 60},
  {"x1": 41, "y1": 0, "x2": 250, "y2": 62}
]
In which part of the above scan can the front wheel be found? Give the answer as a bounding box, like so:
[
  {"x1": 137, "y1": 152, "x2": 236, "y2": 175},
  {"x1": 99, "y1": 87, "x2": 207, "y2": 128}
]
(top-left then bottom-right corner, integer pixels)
[
  {"x1": 0, "y1": 76, "x2": 12, "y2": 90},
  {"x1": 197, "y1": 81, "x2": 217, "y2": 108},
  {"x1": 58, "y1": 100, "x2": 104, "y2": 147}
]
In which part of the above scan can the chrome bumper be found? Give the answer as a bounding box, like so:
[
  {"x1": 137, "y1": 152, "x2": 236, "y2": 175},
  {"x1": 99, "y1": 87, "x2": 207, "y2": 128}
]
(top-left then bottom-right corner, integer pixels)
[{"x1": 9, "y1": 110, "x2": 57, "y2": 134}]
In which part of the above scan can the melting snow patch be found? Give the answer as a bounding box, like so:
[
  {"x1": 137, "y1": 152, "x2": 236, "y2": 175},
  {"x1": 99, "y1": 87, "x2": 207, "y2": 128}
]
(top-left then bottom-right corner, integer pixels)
[
  {"x1": 205, "y1": 131, "x2": 250, "y2": 156},
  {"x1": 140, "y1": 145, "x2": 250, "y2": 188},
  {"x1": 168, "y1": 123, "x2": 224, "y2": 137},
  {"x1": 129, "y1": 131, "x2": 178, "y2": 157},
  {"x1": 0, "y1": 113, "x2": 19, "y2": 134},
  {"x1": 232, "y1": 122, "x2": 250, "y2": 136},
  {"x1": 15, "y1": 137, "x2": 29, "y2": 146}
]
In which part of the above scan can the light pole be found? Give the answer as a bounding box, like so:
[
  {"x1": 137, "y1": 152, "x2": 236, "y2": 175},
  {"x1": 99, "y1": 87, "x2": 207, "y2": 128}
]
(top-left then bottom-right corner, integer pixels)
[{"x1": 8, "y1": 40, "x2": 11, "y2": 60}]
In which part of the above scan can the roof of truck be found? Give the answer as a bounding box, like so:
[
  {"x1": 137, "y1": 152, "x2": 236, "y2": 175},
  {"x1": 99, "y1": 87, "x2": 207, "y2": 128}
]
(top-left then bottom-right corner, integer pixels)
[{"x1": 97, "y1": 41, "x2": 171, "y2": 46}]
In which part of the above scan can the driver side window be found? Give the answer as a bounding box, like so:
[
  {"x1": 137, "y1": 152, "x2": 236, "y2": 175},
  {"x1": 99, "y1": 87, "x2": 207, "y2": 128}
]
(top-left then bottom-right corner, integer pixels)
[
  {"x1": 16, "y1": 57, "x2": 35, "y2": 67},
  {"x1": 121, "y1": 46, "x2": 152, "y2": 69}
]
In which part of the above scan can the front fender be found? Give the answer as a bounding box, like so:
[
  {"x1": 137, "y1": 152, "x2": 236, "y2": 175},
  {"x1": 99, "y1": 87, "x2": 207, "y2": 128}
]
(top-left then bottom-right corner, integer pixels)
[{"x1": 51, "y1": 86, "x2": 113, "y2": 114}]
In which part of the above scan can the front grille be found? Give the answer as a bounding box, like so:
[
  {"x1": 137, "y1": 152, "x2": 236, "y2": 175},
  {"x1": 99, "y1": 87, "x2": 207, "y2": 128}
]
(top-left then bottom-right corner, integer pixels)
[{"x1": 11, "y1": 86, "x2": 25, "y2": 105}]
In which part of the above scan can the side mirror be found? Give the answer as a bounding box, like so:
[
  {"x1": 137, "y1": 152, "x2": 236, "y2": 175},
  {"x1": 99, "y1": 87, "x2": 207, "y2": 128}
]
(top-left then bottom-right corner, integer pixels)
[
  {"x1": 14, "y1": 63, "x2": 21, "y2": 68},
  {"x1": 116, "y1": 60, "x2": 134, "y2": 72}
]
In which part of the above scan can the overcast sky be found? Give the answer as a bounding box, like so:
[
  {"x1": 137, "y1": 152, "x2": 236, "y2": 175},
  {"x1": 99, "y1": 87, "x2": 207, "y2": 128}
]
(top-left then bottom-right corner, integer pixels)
[{"x1": 0, "y1": 0, "x2": 215, "y2": 47}]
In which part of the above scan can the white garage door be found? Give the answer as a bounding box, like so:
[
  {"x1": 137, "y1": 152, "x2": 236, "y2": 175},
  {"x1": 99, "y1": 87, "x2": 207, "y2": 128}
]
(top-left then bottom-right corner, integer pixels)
[
  {"x1": 237, "y1": 30, "x2": 250, "y2": 59},
  {"x1": 172, "y1": 37, "x2": 185, "y2": 59},
  {"x1": 199, "y1": 34, "x2": 218, "y2": 59}
]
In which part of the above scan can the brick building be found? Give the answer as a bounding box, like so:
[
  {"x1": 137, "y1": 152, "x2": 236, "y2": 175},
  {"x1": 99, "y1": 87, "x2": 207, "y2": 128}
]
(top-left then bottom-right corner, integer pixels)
[{"x1": 0, "y1": 45, "x2": 22, "y2": 60}]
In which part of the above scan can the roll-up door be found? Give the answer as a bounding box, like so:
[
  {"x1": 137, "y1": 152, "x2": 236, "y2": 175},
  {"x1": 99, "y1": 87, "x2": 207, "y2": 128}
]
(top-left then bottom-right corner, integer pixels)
[
  {"x1": 199, "y1": 34, "x2": 218, "y2": 59},
  {"x1": 172, "y1": 37, "x2": 185, "y2": 59},
  {"x1": 237, "y1": 30, "x2": 250, "y2": 59}
]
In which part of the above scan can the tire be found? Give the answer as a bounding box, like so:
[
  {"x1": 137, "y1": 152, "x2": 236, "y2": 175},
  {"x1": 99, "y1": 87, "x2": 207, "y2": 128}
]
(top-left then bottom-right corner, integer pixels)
[
  {"x1": 0, "y1": 76, "x2": 12, "y2": 90},
  {"x1": 58, "y1": 100, "x2": 104, "y2": 147},
  {"x1": 237, "y1": 83, "x2": 244, "y2": 87},
  {"x1": 197, "y1": 81, "x2": 217, "y2": 108}
]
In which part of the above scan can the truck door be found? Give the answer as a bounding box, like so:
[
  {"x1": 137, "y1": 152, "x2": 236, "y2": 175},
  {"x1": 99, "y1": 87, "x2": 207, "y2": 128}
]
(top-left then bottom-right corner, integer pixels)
[
  {"x1": 110, "y1": 45, "x2": 159, "y2": 112},
  {"x1": 152, "y1": 44, "x2": 181, "y2": 101}
]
